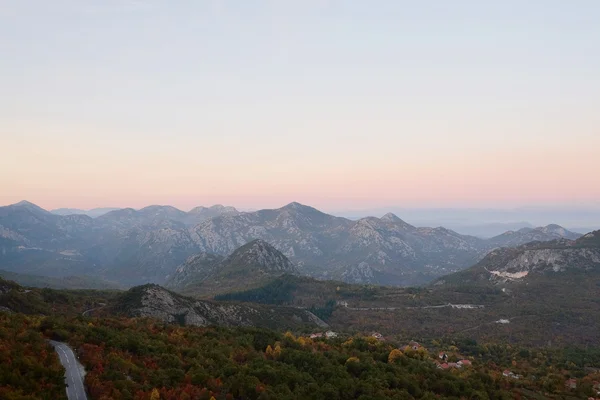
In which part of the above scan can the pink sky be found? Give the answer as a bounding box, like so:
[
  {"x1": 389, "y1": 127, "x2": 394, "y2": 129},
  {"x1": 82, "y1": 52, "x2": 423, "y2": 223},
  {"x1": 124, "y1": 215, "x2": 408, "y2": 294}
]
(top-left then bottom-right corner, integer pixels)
[
  {"x1": 2, "y1": 121, "x2": 598, "y2": 211},
  {"x1": 2, "y1": 2, "x2": 599, "y2": 212}
]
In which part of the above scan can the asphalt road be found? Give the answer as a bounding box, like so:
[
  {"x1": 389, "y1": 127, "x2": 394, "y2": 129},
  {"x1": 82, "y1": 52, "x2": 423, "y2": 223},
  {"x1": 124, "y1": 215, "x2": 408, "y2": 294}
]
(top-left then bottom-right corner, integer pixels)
[{"x1": 50, "y1": 340, "x2": 88, "y2": 400}]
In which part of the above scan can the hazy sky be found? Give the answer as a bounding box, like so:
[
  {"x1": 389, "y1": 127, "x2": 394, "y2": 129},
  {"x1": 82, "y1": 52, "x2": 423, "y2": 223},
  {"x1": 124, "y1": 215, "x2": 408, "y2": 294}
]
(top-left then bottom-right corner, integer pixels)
[{"x1": 1, "y1": 1, "x2": 599, "y2": 211}]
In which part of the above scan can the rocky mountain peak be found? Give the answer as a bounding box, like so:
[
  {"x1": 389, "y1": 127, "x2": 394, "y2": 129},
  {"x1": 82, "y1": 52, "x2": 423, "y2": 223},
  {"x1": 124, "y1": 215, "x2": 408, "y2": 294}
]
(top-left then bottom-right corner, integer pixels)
[
  {"x1": 15, "y1": 200, "x2": 37, "y2": 207},
  {"x1": 225, "y1": 239, "x2": 297, "y2": 274},
  {"x1": 381, "y1": 212, "x2": 400, "y2": 222},
  {"x1": 540, "y1": 224, "x2": 568, "y2": 236},
  {"x1": 283, "y1": 201, "x2": 303, "y2": 209},
  {"x1": 280, "y1": 202, "x2": 320, "y2": 215},
  {"x1": 9, "y1": 200, "x2": 52, "y2": 216},
  {"x1": 166, "y1": 240, "x2": 298, "y2": 294},
  {"x1": 380, "y1": 213, "x2": 415, "y2": 229}
]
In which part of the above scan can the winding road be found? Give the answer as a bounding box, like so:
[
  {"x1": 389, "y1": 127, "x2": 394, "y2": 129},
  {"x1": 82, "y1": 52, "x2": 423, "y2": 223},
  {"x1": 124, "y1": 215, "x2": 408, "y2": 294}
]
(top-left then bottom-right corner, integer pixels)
[
  {"x1": 81, "y1": 302, "x2": 106, "y2": 317},
  {"x1": 50, "y1": 340, "x2": 88, "y2": 400}
]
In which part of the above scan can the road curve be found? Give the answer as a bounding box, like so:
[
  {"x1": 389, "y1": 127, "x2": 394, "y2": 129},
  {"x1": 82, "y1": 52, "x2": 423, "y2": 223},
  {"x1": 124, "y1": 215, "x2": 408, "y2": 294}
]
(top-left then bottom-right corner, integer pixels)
[
  {"x1": 50, "y1": 340, "x2": 88, "y2": 400},
  {"x1": 82, "y1": 302, "x2": 106, "y2": 317}
]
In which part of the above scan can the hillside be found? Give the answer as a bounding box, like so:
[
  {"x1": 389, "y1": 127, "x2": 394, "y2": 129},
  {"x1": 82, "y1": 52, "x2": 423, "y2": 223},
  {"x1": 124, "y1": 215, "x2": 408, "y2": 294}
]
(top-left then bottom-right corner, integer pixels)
[
  {"x1": 112, "y1": 284, "x2": 320, "y2": 331},
  {"x1": 167, "y1": 240, "x2": 298, "y2": 296},
  {"x1": 0, "y1": 269, "x2": 122, "y2": 290},
  {"x1": 12, "y1": 312, "x2": 594, "y2": 400},
  {"x1": 0, "y1": 276, "x2": 118, "y2": 315},
  {"x1": 165, "y1": 252, "x2": 224, "y2": 289}
]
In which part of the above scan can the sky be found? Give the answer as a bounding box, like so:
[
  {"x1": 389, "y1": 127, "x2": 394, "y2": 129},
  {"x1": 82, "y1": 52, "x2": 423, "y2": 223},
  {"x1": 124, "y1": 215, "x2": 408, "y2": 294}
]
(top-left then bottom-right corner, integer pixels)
[{"x1": 1, "y1": 0, "x2": 599, "y2": 212}]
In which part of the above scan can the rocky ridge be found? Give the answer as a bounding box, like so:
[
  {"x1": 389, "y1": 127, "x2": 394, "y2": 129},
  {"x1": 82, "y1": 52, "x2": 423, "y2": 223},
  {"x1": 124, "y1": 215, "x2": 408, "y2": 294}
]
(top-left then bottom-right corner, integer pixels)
[
  {"x1": 435, "y1": 231, "x2": 600, "y2": 285},
  {"x1": 115, "y1": 284, "x2": 319, "y2": 330}
]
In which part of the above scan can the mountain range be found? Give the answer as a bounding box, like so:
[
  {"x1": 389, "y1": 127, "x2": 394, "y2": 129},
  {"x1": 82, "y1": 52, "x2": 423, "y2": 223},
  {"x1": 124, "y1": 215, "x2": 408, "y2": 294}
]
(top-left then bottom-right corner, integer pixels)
[{"x1": 0, "y1": 200, "x2": 583, "y2": 287}]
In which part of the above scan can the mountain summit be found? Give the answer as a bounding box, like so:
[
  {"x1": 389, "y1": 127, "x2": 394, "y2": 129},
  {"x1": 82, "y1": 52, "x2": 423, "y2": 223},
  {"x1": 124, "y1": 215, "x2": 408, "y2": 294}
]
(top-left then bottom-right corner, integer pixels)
[
  {"x1": 167, "y1": 240, "x2": 297, "y2": 296},
  {"x1": 222, "y1": 239, "x2": 298, "y2": 274}
]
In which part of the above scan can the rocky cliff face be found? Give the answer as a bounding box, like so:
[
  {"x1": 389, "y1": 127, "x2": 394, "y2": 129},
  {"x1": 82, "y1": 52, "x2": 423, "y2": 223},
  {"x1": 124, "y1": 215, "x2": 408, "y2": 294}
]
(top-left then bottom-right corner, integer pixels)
[
  {"x1": 116, "y1": 284, "x2": 318, "y2": 330},
  {"x1": 484, "y1": 247, "x2": 600, "y2": 282},
  {"x1": 436, "y1": 231, "x2": 600, "y2": 285}
]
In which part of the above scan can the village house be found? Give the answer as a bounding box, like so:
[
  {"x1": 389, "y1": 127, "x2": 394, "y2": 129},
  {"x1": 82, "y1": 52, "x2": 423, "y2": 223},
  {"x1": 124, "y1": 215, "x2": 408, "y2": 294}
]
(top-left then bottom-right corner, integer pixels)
[
  {"x1": 565, "y1": 378, "x2": 577, "y2": 390},
  {"x1": 503, "y1": 370, "x2": 520, "y2": 380},
  {"x1": 371, "y1": 332, "x2": 385, "y2": 341},
  {"x1": 438, "y1": 352, "x2": 448, "y2": 361},
  {"x1": 309, "y1": 332, "x2": 323, "y2": 339},
  {"x1": 435, "y1": 361, "x2": 462, "y2": 370},
  {"x1": 457, "y1": 359, "x2": 472, "y2": 367},
  {"x1": 325, "y1": 331, "x2": 338, "y2": 338},
  {"x1": 336, "y1": 300, "x2": 349, "y2": 307},
  {"x1": 408, "y1": 341, "x2": 421, "y2": 350}
]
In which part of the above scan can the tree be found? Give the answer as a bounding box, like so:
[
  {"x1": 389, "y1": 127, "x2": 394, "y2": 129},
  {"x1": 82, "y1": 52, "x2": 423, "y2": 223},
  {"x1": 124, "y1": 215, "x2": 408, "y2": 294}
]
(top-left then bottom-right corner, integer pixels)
[
  {"x1": 388, "y1": 349, "x2": 404, "y2": 364},
  {"x1": 150, "y1": 388, "x2": 160, "y2": 400}
]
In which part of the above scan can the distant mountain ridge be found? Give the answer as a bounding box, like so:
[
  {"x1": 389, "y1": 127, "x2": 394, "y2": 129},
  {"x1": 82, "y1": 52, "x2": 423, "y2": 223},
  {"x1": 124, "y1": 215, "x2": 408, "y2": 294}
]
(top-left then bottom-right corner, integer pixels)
[
  {"x1": 51, "y1": 207, "x2": 121, "y2": 218},
  {"x1": 52, "y1": 203, "x2": 241, "y2": 225},
  {"x1": 487, "y1": 224, "x2": 581, "y2": 248},
  {"x1": 0, "y1": 269, "x2": 122, "y2": 290},
  {"x1": 0, "y1": 200, "x2": 583, "y2": 286}
]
